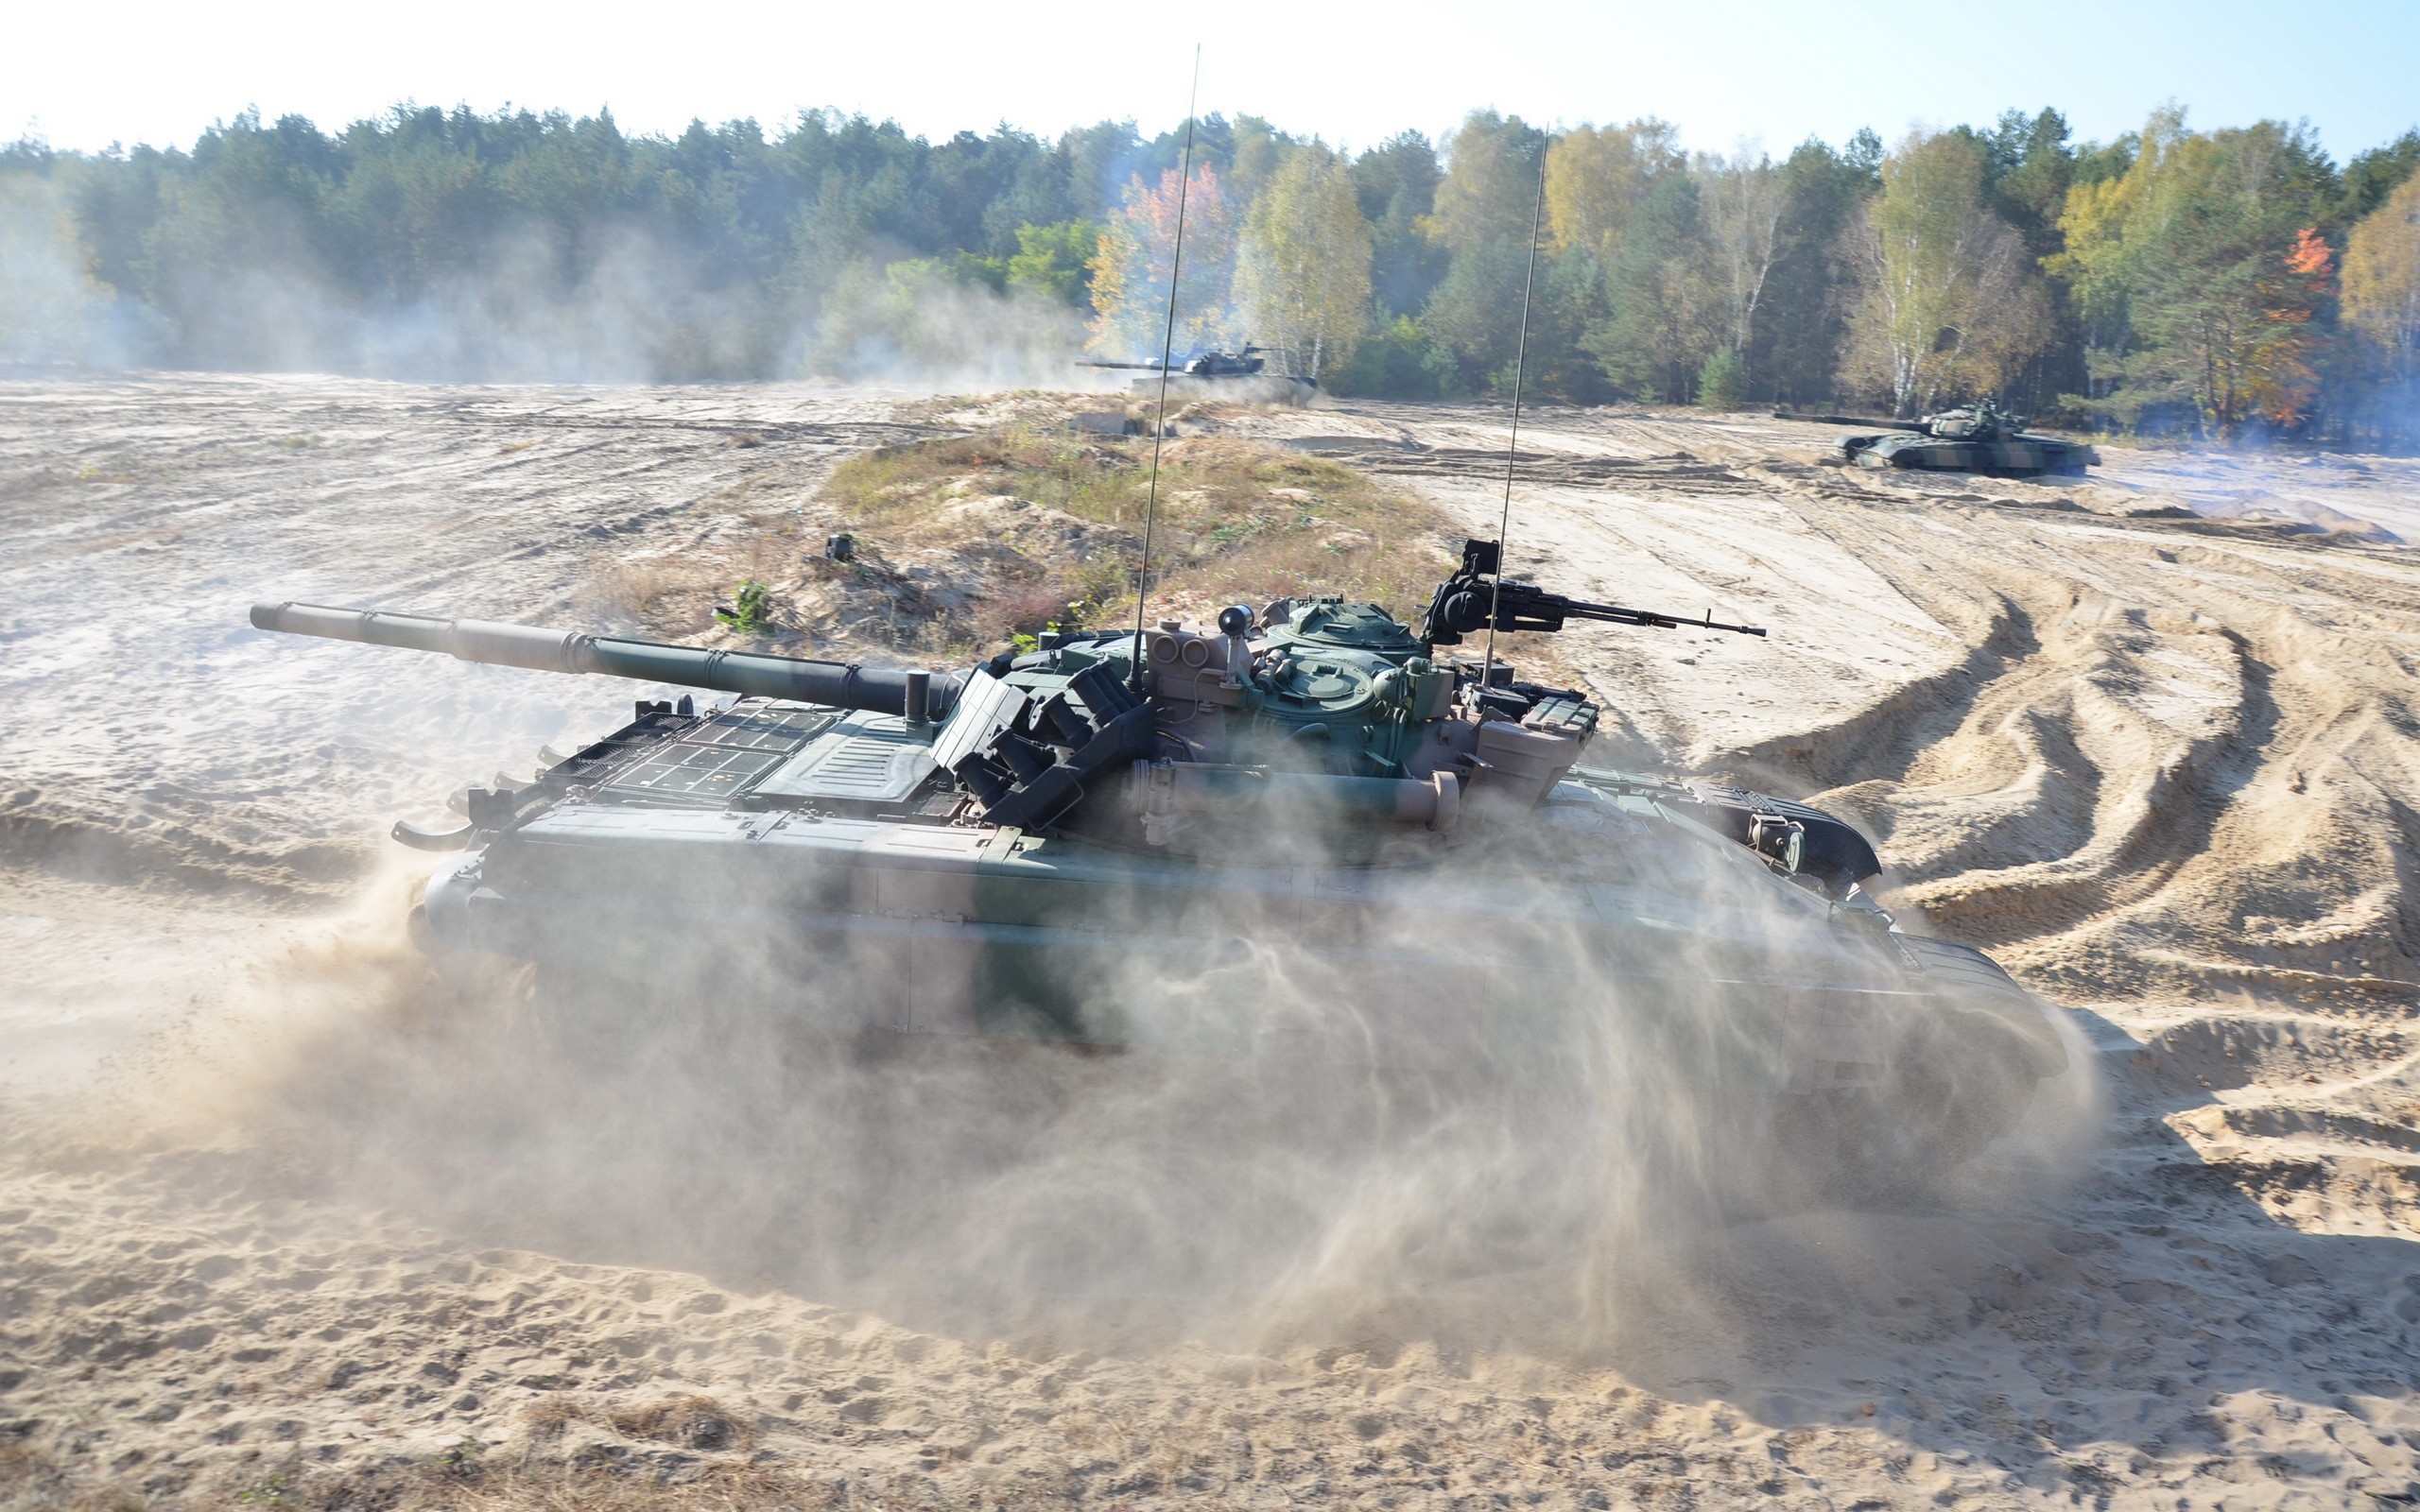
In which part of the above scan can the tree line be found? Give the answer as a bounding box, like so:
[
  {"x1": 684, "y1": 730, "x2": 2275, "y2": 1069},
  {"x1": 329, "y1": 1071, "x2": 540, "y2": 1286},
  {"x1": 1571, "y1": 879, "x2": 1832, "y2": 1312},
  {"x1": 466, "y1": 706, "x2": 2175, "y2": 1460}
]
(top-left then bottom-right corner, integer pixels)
[{"x1": 3, "y1": 101, "x2": 2417, "y2": 444}]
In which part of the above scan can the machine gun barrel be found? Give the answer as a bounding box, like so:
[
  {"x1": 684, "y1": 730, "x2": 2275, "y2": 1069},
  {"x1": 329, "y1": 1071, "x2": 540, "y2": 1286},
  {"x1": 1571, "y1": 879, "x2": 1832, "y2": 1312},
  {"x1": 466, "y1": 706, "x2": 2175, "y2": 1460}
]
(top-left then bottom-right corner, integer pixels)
[
  {"x1": 249, "y1": 602, "x2": 960, "y2": 720},
  {"x1": 1553, "y1": 594, "x2": 1767, "y2": 637},
  {"x1": 1419, "y1": 539, "x2": 1767, "y2": 644},
  {"x1": 1772, "y1": 409, "x2": 1921, "y2": 432}
]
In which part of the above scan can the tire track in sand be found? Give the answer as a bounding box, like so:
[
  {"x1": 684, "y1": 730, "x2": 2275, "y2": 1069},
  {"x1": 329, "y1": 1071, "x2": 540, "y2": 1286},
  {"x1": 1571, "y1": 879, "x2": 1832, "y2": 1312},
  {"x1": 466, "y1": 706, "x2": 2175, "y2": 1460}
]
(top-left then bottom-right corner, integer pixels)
[{"x1": 1290, "y1": 400, "x2": 2420, "y2": 1242}]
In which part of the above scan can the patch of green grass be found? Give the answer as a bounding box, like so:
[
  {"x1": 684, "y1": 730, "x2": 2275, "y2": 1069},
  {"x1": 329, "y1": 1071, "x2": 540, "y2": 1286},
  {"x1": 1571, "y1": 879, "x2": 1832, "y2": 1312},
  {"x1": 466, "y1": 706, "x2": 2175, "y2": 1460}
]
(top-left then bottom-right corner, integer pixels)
[{"x1": 714, "y1": 581, "x2": 773, "y2": 635}]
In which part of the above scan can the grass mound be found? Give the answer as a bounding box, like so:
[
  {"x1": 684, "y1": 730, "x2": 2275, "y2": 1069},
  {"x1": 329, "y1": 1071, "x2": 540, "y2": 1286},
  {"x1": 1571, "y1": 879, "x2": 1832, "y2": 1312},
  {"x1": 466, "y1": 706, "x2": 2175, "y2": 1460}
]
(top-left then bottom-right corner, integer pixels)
[{"x1": 811, "y1": 421, "x2": 1459, "y2": 653}]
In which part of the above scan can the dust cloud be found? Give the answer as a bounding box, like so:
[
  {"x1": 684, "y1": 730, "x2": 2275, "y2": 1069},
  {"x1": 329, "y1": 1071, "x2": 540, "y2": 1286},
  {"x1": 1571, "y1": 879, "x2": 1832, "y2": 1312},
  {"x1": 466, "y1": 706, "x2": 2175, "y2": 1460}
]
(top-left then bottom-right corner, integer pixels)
[
  {"x1": 119, "y1": 820, "x2": 2091, "y2": 1351},
  {"x1": 3, "y1": 377, "x2": 2418, "y2": 1507},
  {"x1": 0, "y1": 193, "x2": 1107, "y2": 392},
  {"x1": 0, "y1": 176, "x2": 143, "y2": 369}
]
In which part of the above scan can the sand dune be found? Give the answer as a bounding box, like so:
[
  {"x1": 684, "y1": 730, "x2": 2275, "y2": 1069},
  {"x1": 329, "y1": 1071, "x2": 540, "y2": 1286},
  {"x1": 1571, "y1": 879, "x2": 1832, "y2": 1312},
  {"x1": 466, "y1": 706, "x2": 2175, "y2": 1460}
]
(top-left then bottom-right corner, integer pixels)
[{"x1": 4, "y1": 376, "x2": 2419, "y2": 1508}]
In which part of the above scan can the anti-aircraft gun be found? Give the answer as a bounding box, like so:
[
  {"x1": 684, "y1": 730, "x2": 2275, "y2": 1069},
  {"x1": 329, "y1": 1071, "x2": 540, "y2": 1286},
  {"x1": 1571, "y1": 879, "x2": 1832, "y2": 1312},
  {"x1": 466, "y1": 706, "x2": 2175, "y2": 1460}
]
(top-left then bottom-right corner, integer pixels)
[
  {"x1": 1778, "y1": 398, "x2": 2099, "y2": 477},
  {"x1": 248, "y1": 541, "x2": 2066, "y2": 1185}
]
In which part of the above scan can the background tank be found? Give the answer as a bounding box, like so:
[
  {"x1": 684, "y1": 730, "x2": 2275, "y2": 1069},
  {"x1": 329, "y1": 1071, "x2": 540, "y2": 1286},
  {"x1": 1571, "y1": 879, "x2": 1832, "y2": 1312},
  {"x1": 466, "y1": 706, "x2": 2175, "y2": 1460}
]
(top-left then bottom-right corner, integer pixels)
[
  {"x1": 1080, "y1": 343, "x2": 1319, "y2": 400},
  {"x1": 1781, "y1": 400, "x2": 2100, "y2": 477},
  {"x1": 249, "y1": 540, "x2": 2072, "y2": 1194}
]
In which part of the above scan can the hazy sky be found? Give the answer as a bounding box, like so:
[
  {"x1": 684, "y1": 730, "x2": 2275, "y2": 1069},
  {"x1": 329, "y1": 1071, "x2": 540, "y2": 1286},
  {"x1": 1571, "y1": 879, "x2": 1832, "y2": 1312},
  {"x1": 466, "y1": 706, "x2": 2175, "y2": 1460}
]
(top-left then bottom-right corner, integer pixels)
[{"x1": 10, "y1": 0, "x2": 2419, "y2": 162}]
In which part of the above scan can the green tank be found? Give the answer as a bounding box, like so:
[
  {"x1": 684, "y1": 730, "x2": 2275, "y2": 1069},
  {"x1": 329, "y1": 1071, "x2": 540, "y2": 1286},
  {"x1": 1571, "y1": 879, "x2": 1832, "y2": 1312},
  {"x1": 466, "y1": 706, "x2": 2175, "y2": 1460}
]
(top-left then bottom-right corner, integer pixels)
[
  {"x1": 1784, "y1": 400, "x2": 2100, "y2": 477},
  {"x1": 249, "y1": 540, "x2": 2070, "y2": 1190},
  {"x1": 1080, "y1": 344, "x2": 1319, "y2": 397}
]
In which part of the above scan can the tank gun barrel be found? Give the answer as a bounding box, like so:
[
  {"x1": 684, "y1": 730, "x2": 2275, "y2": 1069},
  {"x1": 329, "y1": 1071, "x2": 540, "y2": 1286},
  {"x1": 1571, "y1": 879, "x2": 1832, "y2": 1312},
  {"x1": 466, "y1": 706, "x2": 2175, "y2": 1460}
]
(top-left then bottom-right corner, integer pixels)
[
  {"x1": 1773, "y1": 409, "x2": 1922, "y2": 432},
  {"x1": 249, "y1": 602, "x2": 959, "y2": 719}
]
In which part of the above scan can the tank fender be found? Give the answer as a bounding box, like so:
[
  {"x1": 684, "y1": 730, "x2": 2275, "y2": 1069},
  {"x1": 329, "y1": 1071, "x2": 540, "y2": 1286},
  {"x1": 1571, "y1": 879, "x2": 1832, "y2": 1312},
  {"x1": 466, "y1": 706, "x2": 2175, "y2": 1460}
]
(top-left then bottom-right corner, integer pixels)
[{"x1": 1662, "y1": 784, "x2": 1883, "y2": 893}]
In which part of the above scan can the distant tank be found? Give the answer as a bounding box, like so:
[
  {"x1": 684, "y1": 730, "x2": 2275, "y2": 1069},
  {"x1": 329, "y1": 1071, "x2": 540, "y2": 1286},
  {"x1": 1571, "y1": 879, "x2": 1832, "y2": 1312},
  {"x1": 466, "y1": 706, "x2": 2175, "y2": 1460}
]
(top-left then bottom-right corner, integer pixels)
[
  {"x1": 1082, "y1": 343, "x2": 1318, "y2": 398},
  {"x1": 1782, "y1": 400, "x2": 2100, "y2": 477},
  {"x1": 249, "y1": 540, "x2": 2067, "y2": 1192}
]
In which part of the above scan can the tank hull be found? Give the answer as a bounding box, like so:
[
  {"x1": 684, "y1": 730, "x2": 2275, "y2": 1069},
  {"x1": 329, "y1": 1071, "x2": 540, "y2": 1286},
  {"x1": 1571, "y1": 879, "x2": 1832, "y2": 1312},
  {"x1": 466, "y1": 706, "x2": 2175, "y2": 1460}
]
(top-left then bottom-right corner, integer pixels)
[
  {"x1": 419, "y1": 758, "x2": 2066, "y2": 1099},
  {"x1": 1844, "y1": 431, "x2": 2100, "y2": 477}
]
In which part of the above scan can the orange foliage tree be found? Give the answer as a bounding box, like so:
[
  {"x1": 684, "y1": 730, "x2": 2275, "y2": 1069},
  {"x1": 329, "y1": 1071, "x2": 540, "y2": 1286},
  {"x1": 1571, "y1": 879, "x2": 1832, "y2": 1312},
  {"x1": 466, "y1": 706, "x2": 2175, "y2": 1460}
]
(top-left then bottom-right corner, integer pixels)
[{"x1": 1084, "y1": 163, "x2": 1239, "y2": 361}]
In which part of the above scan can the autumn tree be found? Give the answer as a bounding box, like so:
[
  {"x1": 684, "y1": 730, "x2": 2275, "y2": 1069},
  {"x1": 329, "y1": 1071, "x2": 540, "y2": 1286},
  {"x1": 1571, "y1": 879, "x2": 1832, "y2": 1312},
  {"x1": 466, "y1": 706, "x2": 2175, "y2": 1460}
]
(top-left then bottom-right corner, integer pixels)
[
  {"x1": 1086, "y1": 162, "x2": 1239, "y2": 359},
  {"x1": 1841, "y1": 129, "x2": 2049, "y2": 416},
  {"x1": 1234, "y1": 146, "x2": 1372, "y2": 380},
  {"x1": 2046, "y1": 108, "x2": 2187, "y2": 408},
  {"x1": 1543, "y1": 120, "x2": 1681, "y2": 267},
  {"x1": 2053, "y1": 114, "x2": 2341, "y2": 435},
  {"x1": 2342, "y1": 169, "x2": 2420, "y2": 440}
]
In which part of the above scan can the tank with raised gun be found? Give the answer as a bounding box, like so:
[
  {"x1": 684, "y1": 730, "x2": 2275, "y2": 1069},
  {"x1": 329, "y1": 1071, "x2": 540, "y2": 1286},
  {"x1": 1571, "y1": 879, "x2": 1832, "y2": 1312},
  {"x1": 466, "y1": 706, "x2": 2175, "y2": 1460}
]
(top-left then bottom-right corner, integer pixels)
[
  {"x1": 249, "y1": 541, "x2": 2068, "y2": 1189},
  {"x1": 1780, "y1": 399, "x2": 2100, "y2": 477}
]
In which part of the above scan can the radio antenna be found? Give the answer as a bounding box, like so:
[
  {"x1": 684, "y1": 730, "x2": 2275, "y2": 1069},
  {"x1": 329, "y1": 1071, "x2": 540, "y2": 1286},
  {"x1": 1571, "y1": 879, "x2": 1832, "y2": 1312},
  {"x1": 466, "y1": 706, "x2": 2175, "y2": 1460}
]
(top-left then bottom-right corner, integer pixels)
[
  {"x1": 1129, "y1": 45, "x2": 1201, "y2": 692},
  {"x1": 1478, "y1": 146, "x2": 1549, "y2": 712}
]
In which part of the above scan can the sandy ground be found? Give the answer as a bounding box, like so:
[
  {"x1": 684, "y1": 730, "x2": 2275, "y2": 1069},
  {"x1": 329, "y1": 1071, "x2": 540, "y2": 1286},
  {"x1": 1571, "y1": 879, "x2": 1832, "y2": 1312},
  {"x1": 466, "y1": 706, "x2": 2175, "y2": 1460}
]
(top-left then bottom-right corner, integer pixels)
[{"x1": 4, "y1": 374, "x2": 2420, "y2": 1508}]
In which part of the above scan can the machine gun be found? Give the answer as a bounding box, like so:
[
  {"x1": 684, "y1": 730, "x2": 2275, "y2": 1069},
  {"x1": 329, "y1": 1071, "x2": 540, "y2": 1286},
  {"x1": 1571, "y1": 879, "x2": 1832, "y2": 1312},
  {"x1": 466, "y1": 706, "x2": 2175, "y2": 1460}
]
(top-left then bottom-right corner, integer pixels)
[{"x1": 1419, "y1": 539, "x2": 1767, "y2": 645}]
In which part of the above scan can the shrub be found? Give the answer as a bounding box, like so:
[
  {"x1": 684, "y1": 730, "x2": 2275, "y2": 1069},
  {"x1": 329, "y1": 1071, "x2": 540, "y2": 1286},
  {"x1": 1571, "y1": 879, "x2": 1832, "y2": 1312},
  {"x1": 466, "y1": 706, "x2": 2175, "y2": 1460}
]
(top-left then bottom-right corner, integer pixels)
[{"x1": 1697, "y1": 348, "x2": 1747, "y2": 410}]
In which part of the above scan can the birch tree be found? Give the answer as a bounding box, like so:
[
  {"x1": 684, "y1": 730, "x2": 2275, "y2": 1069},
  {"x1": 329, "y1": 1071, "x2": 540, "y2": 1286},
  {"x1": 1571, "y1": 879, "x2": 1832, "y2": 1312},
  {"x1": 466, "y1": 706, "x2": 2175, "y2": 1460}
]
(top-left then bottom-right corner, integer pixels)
[
  {"x1": 2341, "y1": 169, "x2": 2420, "y2": 388},
  {"x1": 1234, "y1": 146, "x2": 1373, "y2": 379},
  {"x1": 1841, "y1": 130, "x2": 2048, "y2": 415},
  {"x1": 1695, "y1": 149, "x2": 1786, "y2": 368}
]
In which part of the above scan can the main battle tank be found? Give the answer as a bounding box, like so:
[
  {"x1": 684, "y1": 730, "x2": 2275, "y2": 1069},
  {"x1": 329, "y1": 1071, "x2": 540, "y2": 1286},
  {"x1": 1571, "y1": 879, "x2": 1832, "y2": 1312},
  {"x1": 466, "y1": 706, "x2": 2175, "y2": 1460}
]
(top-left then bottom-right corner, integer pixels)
[
  {"x1": 1081, "y1": 344, "x2": 1318, "y2": 398},
  {"x1": 1783, "y1": 400, "x2": 2100, "y2": 477},
  {"x1": 251, "y1": 541, "x2": 2068, "y2": 1189}
]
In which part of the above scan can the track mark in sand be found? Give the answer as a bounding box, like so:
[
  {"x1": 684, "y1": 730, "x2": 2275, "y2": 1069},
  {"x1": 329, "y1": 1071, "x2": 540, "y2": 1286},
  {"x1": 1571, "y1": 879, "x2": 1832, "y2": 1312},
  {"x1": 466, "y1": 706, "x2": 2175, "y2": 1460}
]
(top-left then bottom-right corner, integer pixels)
[
  {"x1": 1342, "y1": 400, "x2": 2420, "y2": 1266},
  {"x1": 1290, "y1": 438, "x2": 1771, "y2": 494}
]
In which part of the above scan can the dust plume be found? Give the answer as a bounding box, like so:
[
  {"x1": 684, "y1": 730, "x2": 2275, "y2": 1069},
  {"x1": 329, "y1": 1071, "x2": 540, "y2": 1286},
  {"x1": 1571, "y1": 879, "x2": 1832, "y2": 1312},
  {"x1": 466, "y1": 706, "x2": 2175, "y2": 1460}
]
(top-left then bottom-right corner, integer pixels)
[
  {"x1": 0, "y1": 208, "x2": 1102, "y2": 390},
  {"x1": 0, "y1": 174, "x2": 144, "y2": 369},
  {"x1": 78, "y1": 771, "x2": 2095, "y2": 1367}
]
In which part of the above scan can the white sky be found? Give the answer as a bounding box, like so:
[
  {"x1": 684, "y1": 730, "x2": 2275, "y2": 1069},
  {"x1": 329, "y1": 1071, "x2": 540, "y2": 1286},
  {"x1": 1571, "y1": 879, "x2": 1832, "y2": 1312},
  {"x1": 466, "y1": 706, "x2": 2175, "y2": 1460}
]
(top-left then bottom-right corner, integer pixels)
[{"x1": 9, "y1": 0, "x2": 2418, "y2": 163}]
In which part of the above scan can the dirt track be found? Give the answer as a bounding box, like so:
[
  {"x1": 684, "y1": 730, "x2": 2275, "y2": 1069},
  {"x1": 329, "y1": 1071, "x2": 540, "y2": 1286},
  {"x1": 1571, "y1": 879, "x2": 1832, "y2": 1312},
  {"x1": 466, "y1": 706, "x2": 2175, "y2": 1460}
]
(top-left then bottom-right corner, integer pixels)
[{"x1": 5, "y1": 374, "x2": 2420, "y2": 1509}]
